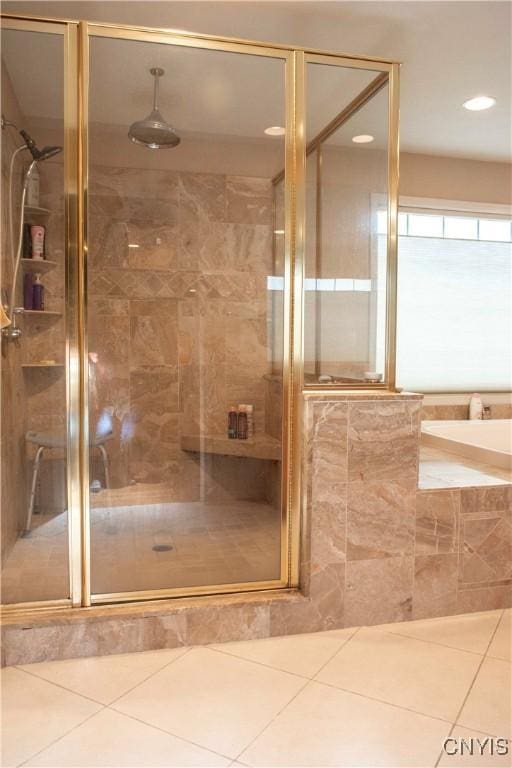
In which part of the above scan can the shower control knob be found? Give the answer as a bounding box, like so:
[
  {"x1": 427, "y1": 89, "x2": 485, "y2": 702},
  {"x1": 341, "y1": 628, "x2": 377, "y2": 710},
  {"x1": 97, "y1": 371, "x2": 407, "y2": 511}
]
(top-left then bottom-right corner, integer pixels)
[{"x1": 2, "y1": 325, "x2": 22, "y2": 340}]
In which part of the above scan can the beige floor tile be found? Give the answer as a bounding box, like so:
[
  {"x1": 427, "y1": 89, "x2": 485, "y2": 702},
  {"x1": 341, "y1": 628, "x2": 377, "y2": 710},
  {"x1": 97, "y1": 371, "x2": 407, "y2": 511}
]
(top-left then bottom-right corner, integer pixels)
[
  {"x1": 0, "y1": 667, "x2": 101, "y2": 768},
  {"x1": 26, "y1": 707, "x2": 230, "y2": 767},
  {"x1": 211, "y1": 628, "x2": 357, "y2": 678},
  {"x1": 316, "y1": 627, "x2": 481, "y2": 722},
  {"x1": 18, "y1": 647, "x2": 188, "y2": 705},
  {"x1": 113, "y1": 647, "x2": 305, "y2": 759},
  {"x1": 487, "y1": 610, "x2": 511, "y2": 662},
  {"x1": 240, "y1": 680, "x2": 451, "y2": 767},
  {"x1": 458, "y1": 657, "x2": 512, "y2": 737},
  {"x1": 378, "y1": 610, "x2": 502, "y2": 655},
  {"x1": 438, "y1": 726, "x2": 512, "y2": 767}
]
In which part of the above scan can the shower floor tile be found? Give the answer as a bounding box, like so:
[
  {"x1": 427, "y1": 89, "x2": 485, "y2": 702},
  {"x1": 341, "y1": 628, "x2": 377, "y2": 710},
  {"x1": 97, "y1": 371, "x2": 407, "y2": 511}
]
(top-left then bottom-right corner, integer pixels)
[{"x1": 1, "y1": 500, "x2": 281, "y2": 604}]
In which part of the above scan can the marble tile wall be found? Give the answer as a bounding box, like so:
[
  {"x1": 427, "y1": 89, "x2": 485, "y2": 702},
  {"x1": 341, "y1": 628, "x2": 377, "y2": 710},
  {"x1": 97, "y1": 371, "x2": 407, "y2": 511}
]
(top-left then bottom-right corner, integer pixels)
[
  {"x1": 87, "y1": 165, "x2": 276, "y2": 500},
  {"x1": 422, "y1": 403, "x2": 512, "y2": 420},
  {"x1": 3, "y1": 392, "x2": 511, "y2": 665},
  {"x1": 415, "y1": 486, "x2": 512, "y2": 617}
]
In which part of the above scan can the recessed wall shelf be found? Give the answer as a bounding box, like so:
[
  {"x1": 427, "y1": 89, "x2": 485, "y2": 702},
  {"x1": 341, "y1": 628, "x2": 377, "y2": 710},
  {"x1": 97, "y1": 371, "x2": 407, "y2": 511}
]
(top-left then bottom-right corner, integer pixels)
[
  {"x1": 21, "y1": 310, "x2": 62, "y2": 317},
  {"x1": 24, "y1": 205, "x2": 51, "y2": 216},
  {"x1": 21, "y1": 259, "x2": 57, "y2": 273}
]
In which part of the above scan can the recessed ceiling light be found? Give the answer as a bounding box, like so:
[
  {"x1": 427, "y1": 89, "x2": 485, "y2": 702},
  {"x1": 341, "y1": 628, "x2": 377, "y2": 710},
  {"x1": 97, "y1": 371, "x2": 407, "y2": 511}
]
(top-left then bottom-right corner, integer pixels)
[
  {"x1": 274, "y1": 229, "x2": 285, "y2": 235},
  {"x1": 128, "y1": 243, "x2": 139, "y2": 249},
  {"x1": 463, "y1": 96, "x2": 496, "y2": 111},
  {"x1": 264, "y1": 126, "x2": 285, "y2": 136},
  {"x1": 352, "y1": 134, "x2": 374, "y2": 144}
]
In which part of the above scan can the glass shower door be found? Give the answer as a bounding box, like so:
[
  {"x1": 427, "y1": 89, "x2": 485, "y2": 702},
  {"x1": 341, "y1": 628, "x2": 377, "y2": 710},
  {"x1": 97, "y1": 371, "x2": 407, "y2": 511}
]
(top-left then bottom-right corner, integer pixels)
[
  {"x1": 86, "y1": 30, "x2": 289, "y2": 601},
  {"x1": 0, "y1": 19, "x2": 74, "y2": 606}
]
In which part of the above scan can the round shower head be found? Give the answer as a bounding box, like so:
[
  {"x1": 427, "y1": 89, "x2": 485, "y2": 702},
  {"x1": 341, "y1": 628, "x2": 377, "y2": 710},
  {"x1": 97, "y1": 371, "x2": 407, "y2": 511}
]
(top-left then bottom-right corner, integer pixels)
[{"x1": 128, "y1": 68, "x2": 180, "y2": 150}]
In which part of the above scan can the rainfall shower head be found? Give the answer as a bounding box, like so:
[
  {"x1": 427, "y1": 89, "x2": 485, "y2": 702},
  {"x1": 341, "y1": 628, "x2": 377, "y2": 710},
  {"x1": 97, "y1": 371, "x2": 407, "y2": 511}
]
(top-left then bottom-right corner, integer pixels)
[
  {"x1": 128, "y1": 68, "x2": 180, "y2": 150},
  {"x1": 19, "y1": 130, "x2": 62, "y2": 161}
]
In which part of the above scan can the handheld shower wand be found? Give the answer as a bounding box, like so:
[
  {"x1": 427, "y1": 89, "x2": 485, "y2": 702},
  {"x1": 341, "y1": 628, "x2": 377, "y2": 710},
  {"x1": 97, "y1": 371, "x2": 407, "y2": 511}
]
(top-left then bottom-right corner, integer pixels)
[{"x1": 1, "y1": 119, "x2": 62, "y2": 341}]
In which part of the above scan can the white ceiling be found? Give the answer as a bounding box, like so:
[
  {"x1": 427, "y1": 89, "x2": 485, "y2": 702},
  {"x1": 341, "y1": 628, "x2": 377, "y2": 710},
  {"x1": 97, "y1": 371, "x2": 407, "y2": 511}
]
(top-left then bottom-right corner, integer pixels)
[
  {"x1": 1, "y1": 1, "x2": 511, "y2": 162},
  {"x1": 1, "y1": 27, "x2": 385, "y2": 148}
]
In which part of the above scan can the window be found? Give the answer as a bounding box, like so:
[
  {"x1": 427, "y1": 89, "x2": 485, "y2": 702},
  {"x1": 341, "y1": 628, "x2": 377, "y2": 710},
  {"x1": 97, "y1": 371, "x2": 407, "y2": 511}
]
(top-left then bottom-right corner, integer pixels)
[{"x1": 377, "y1": 203, "x2": 512, "y2": 392}]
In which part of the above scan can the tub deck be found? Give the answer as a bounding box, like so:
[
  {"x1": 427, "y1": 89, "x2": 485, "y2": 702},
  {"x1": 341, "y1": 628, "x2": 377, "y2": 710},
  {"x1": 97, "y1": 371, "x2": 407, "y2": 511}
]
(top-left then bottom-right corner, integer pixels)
[{"x1": 419, "y1": 444, "x2": 512, "y2": 489}]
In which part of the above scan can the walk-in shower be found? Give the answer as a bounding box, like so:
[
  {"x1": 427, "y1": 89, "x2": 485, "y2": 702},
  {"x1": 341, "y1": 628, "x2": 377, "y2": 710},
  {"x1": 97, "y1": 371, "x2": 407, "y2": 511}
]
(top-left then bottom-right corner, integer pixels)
[{"x1": 0, "y1": 14, "x2": 399, "y2": 613}]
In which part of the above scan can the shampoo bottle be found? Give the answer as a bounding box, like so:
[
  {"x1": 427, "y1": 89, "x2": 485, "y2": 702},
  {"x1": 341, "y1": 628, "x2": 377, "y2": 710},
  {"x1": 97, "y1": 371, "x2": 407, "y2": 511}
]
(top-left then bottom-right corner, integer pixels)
[
  {"x1": 246, "y1": 404, "x2": 254, "y2": 438},
  {"x1": 228, "y1": 406, "x2": 238, "y2": 439},
  {"x1": 237, "y1": 405, "x2": 248, "y2": 440},
  {"x1": 469, "y1": 393, "x2": 483, "y2": 420},
  {"x1": 30, "y1": 225, "x2": 45, "y2": 260},
  {"x1": 32, "y1": 273, "x2": 45, "y2": 311}
]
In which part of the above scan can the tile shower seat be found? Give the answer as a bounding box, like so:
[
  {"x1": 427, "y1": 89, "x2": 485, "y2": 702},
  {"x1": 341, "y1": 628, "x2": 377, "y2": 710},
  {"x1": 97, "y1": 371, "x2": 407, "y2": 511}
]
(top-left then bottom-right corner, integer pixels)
[{"x1": 181, "y1": 433, "x2": 281, "y2": 461}]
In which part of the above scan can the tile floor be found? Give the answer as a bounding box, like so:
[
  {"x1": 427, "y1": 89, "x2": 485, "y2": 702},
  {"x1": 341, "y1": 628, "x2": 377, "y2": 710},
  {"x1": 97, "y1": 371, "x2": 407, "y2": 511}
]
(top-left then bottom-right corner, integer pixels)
[
  {"x1": 1, "y1": 609, "x2": 510, "y2": 767},
  {"x1": 1, "y1": 500, "x2": 280, "y2": 604}
]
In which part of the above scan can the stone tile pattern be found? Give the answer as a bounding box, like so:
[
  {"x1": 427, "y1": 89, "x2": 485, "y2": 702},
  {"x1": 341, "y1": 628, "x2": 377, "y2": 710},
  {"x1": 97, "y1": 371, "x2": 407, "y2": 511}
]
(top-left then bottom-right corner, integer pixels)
[
  {"x1": 415, "y1": 486, "x2": 512, "y2": 619},
  {"x1": 3, "y1": 394, "x2": 511, "y2": 665},
  {"x1": 87, "y1": 166, "x2": 275, "y2": 497},
  {"x1": 301, "y1": 396, "x2": 422, "y2": 630},
  {"x1": 422, "y1": 403, "x2": 512, "y2": 420},
  {"x1": 3, "y1": 158, "x2": 281, "y2": 604}
]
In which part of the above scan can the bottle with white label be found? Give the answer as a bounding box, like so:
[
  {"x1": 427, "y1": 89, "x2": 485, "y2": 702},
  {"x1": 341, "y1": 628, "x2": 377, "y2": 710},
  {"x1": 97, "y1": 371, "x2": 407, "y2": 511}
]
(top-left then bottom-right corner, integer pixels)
[
  {"x1": 26, "y1": 165, "x2": 40, "y2": 208},
  {"x1": 30, "y1": 225, "x2": 45, "y2": 260},
  {"x1": 469, "y1": 393, "x2": 483, "y2": 420},
  {"x1": 246, "y1": 404, "x2": 254, "y2": 438}
]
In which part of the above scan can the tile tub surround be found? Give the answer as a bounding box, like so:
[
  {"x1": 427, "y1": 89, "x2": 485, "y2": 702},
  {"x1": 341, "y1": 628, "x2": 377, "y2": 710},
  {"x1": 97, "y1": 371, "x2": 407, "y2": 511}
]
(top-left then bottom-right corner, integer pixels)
[
  {"x1": 421, "y1": 403, "x2": 512, "y2": 421},
  {"x1": 2, "y1": 392, "x2": 511, "y2": 666}
]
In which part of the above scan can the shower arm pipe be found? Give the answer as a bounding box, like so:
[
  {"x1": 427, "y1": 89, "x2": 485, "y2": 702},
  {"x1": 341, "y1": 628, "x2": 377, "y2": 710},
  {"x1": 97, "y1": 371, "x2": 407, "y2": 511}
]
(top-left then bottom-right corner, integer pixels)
[
  {"x1": 152, "y1": 70, "x2": 160, "y2": 111},
  {"x1": 6, "y1": 159, "x2": 37, "y2": 324}
]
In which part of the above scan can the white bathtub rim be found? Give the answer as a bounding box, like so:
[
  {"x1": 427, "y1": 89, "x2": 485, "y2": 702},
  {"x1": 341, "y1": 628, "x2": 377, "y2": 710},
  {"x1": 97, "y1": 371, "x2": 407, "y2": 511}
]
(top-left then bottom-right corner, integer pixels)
[{"x1": 421, "y1": 419, "x2": 512, "y2": 471}]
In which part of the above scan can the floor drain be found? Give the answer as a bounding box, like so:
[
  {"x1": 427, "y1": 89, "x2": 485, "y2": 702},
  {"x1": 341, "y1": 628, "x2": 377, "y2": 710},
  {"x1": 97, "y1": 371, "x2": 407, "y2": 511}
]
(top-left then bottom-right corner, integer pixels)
[{"x1": 152, "y1": 544, "x2": 173, "y2": 552}]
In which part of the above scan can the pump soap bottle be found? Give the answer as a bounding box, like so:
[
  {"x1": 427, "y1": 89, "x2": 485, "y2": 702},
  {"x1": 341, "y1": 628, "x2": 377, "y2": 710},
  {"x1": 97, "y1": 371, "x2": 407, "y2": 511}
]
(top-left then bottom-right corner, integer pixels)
[{"x1": 32, "y1": 274, "x2": 45, "y2": 311}]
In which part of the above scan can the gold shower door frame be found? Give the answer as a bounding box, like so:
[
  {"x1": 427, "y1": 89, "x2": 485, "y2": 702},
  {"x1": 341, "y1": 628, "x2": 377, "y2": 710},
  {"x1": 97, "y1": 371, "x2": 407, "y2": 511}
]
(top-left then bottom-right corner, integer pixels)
[
  {"x1": 0, "y1": 14, "x2": 400, "y2": 613},
  {"x1": 0, "y1": 15, "x2": 81, "y2": 613}
]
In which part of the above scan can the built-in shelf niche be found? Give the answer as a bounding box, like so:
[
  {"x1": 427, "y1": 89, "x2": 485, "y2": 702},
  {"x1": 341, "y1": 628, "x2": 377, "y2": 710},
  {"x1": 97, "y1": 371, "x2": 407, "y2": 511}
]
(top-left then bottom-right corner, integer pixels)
[
  {"x1": 21, "y1": 309, "x2": 62, "y2": 317},
  {"x1": 21, "y1": 258, "x2": 57, "y2": 273},
  {"x1": 24, "y1": 205, "x2": 51, "y2": 216}
]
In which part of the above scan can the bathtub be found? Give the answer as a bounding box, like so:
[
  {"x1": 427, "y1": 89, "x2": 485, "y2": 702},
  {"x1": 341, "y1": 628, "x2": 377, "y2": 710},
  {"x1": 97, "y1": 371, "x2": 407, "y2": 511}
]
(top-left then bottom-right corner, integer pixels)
[{"x1": 421, "y1": 419, "x2": 512, "y2": 471}]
